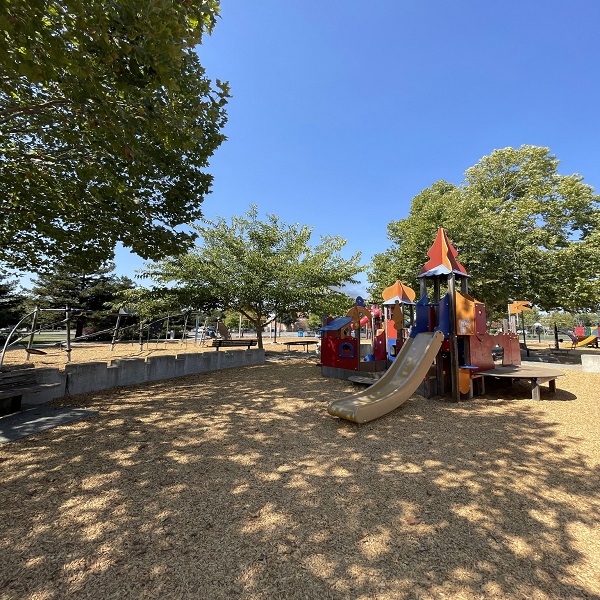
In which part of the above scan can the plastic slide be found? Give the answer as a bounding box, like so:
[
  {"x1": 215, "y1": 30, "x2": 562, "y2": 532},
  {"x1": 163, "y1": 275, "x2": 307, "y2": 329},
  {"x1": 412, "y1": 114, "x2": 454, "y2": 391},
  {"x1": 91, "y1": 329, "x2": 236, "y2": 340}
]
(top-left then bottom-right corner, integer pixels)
[
  {"x1": 574, "y1": 335, "x2": 598, "y2": 347},
  {"x1": 327, "y1": 331, "x2": 445, "y2": 424}
]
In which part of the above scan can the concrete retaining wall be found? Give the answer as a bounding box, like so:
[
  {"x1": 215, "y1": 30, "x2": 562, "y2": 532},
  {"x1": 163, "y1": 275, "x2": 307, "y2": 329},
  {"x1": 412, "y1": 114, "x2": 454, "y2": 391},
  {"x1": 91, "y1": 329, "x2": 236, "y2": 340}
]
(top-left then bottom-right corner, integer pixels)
[
  {"x1": 22, "y1": 349, "x2": 265, "y2": 405},
  {"x1": 581, "y1": 354, "x2": 600, "y2": 373}
]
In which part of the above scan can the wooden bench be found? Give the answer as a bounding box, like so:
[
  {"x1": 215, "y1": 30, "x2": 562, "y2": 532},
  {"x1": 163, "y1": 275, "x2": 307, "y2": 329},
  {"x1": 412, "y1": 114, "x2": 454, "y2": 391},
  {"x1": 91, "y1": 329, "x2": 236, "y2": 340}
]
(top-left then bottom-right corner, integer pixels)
[
  {"x1": 211, "y1": 339, "x2": 258, "y2": 351},
  {"x1": 284, "y1": 340, "x2": 319, "y2": 353},
  {"x1": 0, "y1": 369, "x2": 39, "y2": 416}
]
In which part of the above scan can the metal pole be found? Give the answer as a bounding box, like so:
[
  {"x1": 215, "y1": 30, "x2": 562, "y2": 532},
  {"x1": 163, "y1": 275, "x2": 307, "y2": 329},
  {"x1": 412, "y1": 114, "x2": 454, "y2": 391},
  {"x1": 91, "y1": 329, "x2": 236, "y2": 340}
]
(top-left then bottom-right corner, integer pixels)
[
  {"x1": 521, "y1": 311, "x2": 528, "y2": 356},
  {"x1": 0, "y1": 311, "x2": 36, "y2": 367},
  {"x1": 110, "y1": 314, "x2": 122, "y2": 351},
  {"x1": 65, "y1": 304, "x2": 72, "y2": 363},
  {"x1": 447, "y1": 274, "x2": 460, "y2": 402},
  {"x1": 139, "y1": 320, "x2": 144, "y2": 351},
  {"x1": 181, "y1": 313, "x2": 189, "y2": 343},
  {"x1": 26, "y1": 305, "x2": 39, "y2": 361},
  {"x1": 199, "y1": 317, "x2": 208, "y2": 346},
  {"x1": 383, "y1": 305, "x2": 389, "y2": 358}
]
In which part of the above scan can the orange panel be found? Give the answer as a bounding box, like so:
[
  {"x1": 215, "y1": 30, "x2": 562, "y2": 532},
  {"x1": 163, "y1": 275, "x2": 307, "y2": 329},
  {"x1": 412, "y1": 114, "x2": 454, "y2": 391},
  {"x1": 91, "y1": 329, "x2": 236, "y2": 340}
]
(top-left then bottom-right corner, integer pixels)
[
  {"x1": 456, "y1": 292, "x2": 475, "y2": 335},
  {"x1": 459, "y1": 368, "x2": 472, "y2": 394},
  {"x1": 456, "y1": 292, "x2": 487, "y2": 336}
]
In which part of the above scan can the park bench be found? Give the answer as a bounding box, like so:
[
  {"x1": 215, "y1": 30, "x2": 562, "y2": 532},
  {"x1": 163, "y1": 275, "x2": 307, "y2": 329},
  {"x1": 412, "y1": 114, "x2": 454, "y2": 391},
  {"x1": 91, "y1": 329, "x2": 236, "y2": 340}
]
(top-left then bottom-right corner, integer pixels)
[
  {"x1": 547, "y1": 346, "x2": 572, "y2": 356},
  {"x1": 0, "y1": 368, "x2": 39, "y2": 416},
  {"x1": 211, "y1": 339, "x2": 258, "y2": 351}
]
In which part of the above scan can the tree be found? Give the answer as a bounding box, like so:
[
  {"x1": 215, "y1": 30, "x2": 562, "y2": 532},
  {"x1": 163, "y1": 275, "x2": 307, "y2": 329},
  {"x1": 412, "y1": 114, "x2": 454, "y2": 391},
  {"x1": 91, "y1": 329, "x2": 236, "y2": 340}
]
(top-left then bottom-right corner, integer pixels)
[
  {"x1": 539, "y1": 311, "x2": 576, "y2": 333},
  {"x1": 26, "y1": 261, "x2": 136, "y2": 336},
  {"x1": 369, "y1": 146, "x2": 600, "y2": 317},
  {"x1": 0, "y1": 0, "x2": 229, "y2": 272},
  {"x1": 307, "y1": 313, "x2": 325, "y2": 331},
  {"x1": 0, "y1": 278, "x2": 26, "y2": 328},
  {"x1": 136, "y1": 206, "x2": 363, "y2": 348}
]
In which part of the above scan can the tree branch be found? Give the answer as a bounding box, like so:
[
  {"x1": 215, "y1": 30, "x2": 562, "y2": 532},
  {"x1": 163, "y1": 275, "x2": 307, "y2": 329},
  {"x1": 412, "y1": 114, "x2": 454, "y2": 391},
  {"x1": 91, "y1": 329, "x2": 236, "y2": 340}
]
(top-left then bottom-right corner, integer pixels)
[{"x1": 0, "y1": 98, "x2": 72, "y2": 124}]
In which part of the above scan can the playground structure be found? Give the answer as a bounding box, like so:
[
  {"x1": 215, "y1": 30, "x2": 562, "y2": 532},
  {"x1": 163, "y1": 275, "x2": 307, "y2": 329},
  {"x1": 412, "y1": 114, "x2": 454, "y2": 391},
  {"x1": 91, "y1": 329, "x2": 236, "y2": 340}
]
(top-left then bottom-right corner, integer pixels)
[
  {"x1": 320, "y1": 298, "x2": 387, "y2": 379},
  {"x1": 382, "y1": 279, "x2": 416, "y2": 359},
  {"x1": 559, "y1": 325, "x2": 600, "y2": 349},
  {"x1": 0, "y1": 305, "x2": 229, "y2": 368},
  {"x1": 327, "y1": 228, "x2": 562, "y2": 424},
  {"x1": 320, "y1": 287, "x2": 417, "y2": 381}
]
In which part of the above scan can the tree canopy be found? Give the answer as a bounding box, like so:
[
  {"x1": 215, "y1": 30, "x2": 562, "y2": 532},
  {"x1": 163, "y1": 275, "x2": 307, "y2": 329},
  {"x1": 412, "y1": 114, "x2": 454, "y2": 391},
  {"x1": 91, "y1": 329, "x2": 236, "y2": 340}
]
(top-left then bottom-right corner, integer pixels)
[
  {"x1": 0, "y1": 0, "x2": 229, "y2": 272},
  {"x1": 26, "y1": 260, "x2": 136, "y2": 335},
  {"x1": 369, "y1": 146, "x2": 600, "y2": 316},
  {"x1": 28, "y1": 261, "x2": 135, "y2": 310},
  {"x1": 0, "y1": 278, "x2": 26, "y2": 328},
  {"x1": 129, "y1": 206, "x2": 363, "y2": 348}
]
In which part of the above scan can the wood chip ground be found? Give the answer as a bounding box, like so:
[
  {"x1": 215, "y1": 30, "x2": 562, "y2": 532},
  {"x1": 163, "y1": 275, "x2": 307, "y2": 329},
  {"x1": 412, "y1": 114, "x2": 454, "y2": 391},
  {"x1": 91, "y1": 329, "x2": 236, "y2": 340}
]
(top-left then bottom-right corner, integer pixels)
[{"x1": 1, "y1": 341, "x2": 599, "y2": 599}]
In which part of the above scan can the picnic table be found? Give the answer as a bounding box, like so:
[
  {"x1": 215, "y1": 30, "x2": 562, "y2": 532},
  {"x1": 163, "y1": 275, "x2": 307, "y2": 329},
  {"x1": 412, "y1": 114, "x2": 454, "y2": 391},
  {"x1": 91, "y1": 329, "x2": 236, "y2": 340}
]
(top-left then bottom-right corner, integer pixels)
[{"x1": 284, "y1": 340, "x2": 319, "y2": 353}]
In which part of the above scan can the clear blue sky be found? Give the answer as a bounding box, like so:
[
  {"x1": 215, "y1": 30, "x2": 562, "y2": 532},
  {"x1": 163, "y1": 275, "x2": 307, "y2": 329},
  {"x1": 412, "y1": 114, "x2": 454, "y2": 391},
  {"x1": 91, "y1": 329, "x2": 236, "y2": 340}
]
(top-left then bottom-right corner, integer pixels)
[{"x1": 115, "y1": 0, "x2": 600, "y2": 294}]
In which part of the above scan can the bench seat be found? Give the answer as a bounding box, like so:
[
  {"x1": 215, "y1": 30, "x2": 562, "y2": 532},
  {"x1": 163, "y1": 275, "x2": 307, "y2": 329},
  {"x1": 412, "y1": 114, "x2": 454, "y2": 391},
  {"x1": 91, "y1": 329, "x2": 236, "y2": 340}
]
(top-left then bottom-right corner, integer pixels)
[
  {"x1": 0, "y1": 369, "x2": 39, "y2": 415},
  {"x1": 211, "y1": 339, "x2": 258, "y2": 351}
]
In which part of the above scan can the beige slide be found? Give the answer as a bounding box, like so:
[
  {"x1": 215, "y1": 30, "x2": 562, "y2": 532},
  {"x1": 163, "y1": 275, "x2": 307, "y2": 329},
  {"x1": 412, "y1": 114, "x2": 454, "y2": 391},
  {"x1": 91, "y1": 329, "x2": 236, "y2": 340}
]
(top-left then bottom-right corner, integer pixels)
[{"x1": 327, "y1": 331, "x2": 445, "y2": 424}]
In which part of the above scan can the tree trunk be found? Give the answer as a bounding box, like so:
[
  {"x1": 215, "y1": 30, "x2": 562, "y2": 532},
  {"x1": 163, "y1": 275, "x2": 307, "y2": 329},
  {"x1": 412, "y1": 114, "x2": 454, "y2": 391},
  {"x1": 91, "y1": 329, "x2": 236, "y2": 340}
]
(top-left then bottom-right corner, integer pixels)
[
  {"x1": 75, "y1": 318, "x2": 85, "y2": 338},
  {"x1": 255, "y1": 324, "x2": 264, "y2": 349}
]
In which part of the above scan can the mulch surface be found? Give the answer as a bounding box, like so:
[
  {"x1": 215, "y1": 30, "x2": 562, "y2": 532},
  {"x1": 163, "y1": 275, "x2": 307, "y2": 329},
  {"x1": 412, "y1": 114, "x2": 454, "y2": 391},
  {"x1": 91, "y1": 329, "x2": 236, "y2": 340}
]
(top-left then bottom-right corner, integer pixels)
[{"x1": 0, "y1": 342, "x2": 599, "y2": 599}]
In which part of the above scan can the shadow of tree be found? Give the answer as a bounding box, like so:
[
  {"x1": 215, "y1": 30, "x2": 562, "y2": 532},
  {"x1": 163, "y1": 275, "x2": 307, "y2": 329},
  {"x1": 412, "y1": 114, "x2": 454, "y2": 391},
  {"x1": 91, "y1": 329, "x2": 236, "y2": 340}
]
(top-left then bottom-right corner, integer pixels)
[{"x1": 0, "y1": 363, "x2": 598, "y2": 599}]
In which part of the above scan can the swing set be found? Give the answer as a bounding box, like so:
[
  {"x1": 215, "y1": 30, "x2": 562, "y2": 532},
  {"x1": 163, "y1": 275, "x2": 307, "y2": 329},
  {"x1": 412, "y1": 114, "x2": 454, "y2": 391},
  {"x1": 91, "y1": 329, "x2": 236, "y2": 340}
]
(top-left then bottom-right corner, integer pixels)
[{"x1": 0, "y1": 306, "x2": 214, "y2": 368}]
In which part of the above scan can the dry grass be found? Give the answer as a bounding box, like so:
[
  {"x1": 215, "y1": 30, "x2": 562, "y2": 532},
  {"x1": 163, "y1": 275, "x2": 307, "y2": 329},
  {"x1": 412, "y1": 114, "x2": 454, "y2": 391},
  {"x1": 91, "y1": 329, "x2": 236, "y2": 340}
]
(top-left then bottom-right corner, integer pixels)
[{"x1": 1, "y1": 342, "x2": 599, "y2": 599}]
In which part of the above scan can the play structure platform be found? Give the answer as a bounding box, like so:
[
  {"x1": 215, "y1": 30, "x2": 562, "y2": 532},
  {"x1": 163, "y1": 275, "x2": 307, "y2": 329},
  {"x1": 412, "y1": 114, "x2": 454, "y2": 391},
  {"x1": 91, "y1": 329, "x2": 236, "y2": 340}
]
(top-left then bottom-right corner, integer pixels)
[
  {"x1": 477, "y1": 365, "x2": 565, "y2": 401},
  {"x1": 327, "y1": 331, "x2": 444, "y2": 424}
]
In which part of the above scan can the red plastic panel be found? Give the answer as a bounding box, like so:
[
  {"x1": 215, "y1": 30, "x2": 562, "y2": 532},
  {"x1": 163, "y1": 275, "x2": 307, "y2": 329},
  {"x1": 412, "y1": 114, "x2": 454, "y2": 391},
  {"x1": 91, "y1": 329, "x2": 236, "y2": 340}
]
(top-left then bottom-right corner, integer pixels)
[
  {"x1": 335, "y1": 338, "x2": 358, "y2": 370},
  {"x1": 373, "y1": 331, "x2": 387, "y2": 361},
  {"x1": 468, "y1": 333, "x2": 521, "y2": 371}
]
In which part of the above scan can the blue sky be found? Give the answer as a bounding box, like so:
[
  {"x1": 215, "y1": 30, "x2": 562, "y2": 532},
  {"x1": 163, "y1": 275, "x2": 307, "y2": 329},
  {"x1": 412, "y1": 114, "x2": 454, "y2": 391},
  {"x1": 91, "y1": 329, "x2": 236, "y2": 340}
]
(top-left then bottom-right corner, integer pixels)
[{"x1": 115, "y1": 0, "x2": 600, "y2": 294}]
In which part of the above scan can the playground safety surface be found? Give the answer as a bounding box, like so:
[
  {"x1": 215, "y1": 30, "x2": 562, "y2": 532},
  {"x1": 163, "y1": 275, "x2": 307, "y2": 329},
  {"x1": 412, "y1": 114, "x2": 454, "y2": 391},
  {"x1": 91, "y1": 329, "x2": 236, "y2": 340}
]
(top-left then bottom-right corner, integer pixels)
[
  {"x1": 0, "y1": 347, "x2": 599, "y2": 600},
  {"x1": 0, "y1": 406, "x2": 97, "y2": 444}
]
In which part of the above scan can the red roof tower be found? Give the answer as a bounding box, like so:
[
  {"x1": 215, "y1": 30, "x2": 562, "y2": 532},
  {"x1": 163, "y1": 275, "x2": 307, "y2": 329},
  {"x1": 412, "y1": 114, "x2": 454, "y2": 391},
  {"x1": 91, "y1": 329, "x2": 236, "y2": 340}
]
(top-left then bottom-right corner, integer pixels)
[{"x1": 419, "y1": 228, "x2": 469, "y2": 278}]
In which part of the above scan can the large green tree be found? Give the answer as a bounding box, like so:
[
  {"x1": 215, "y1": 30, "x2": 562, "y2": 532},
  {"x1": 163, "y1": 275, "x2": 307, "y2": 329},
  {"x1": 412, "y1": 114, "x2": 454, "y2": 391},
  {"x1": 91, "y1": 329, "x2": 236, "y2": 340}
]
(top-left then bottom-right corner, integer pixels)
[
  {"x1": 26, "y1": 261, "x2": 136, "y2": 336},
  {"x1": 0, "y1": 278, "x2": 26, "y2": 328},
  {"x1": 134, "y1": 206, "x2": 363, "y2": 348},
  {"x1": 369, "y1": 146, "x2": 600, "y2": 317},
  {"x1": 0, "y1": 0, "x2": 229, "y2": 272}
]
